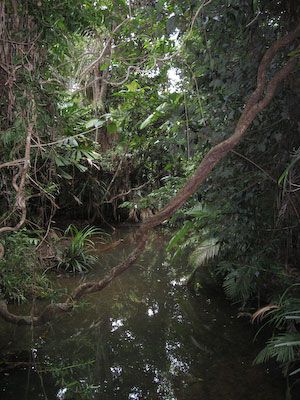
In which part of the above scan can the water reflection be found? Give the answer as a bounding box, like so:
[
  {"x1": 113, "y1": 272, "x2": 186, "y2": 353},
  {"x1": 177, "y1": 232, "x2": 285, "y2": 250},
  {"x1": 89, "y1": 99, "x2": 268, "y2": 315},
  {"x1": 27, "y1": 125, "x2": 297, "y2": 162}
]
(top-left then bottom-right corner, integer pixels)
[{"x1": 0, "y1": 228, "x2": 285, "y2": 399}]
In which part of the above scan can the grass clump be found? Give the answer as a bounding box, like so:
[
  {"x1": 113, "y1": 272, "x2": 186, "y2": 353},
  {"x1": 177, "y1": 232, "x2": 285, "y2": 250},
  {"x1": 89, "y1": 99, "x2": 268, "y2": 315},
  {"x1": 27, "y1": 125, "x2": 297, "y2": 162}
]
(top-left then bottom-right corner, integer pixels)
[{"x1": 57, "y1": 225, "x2": 105, "y2": 273}]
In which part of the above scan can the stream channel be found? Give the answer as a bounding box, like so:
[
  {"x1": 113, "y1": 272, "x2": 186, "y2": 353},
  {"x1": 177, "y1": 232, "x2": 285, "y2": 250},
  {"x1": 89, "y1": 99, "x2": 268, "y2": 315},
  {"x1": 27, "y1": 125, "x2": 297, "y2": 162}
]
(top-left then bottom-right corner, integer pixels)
[{"x1": 0, "y1": 227, "x2": 286, "y2": 399}]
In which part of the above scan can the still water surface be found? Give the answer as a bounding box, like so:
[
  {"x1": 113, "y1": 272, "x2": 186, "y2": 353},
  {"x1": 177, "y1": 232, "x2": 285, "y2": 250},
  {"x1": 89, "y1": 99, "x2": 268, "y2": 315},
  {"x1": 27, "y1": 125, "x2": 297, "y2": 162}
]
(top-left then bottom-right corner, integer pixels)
[{"x1": 0, "y1": 228, "x2": 285, "y2": 399}]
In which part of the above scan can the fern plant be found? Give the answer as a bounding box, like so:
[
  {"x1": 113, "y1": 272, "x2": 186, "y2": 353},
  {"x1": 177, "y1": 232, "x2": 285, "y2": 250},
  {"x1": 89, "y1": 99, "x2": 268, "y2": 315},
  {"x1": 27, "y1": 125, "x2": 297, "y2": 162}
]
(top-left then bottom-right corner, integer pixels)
[
  {"x1": 255, "y1": 333, "x2": 300, "y2": 365},
  {"x1": 254, "y1": 286, "x2": 300, "y2": 377},
  {"x1": 189, "y1": 237, "x2": 220, "y2": 268},
  {"x1": 0, "y1": 230, "x2": 51, "y2": 302},
  {"x1": 218, "y1": 263, "x2": 259, "y2": 305},
  {"x1": 167, "y1": 203, "x2": 220, "y2": 285}
]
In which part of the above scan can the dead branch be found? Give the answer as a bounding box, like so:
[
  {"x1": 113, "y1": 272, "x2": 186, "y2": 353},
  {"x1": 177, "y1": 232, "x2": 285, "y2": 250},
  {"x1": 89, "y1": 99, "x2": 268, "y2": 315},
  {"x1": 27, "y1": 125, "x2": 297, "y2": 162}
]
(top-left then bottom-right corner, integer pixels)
[
  {"x1": 0, "y1": 24, "x2": 299, "y2": 325},
  {"x1": 81, "y1": 65, "x2": 142, "y2": 93},
  {"x1": 104, "y1": 178, "x2": 157, "y2": 203},
  {"x1": 0, "y1": 158, "x2": 25, "y2": 170},
  {"x1": 230, "y1": 150, "x2": 276, "y2": 183}
]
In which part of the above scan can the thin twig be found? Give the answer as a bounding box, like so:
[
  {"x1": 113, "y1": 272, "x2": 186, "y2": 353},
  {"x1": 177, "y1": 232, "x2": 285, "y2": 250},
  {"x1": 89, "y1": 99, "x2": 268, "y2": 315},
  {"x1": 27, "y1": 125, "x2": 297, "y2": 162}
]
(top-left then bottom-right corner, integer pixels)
[
  {"x1": 189, "y1": 0, "x2": 214, "y2": 34},
  {"x1": 231, "y1": 149, "x2": 277, "y2": 183},
  {"x1": 0, "y1": 158, "x2": 25, "y2": 169},
  {"x1": 104, "y1": 176, "x2": 158, "y2": 203}
]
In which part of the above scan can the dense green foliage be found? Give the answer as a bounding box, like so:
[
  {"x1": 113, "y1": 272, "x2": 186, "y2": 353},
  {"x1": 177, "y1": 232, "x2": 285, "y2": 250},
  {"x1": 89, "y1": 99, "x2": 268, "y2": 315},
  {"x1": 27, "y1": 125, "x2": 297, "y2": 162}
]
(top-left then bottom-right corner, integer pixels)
[
  {"x1": 57, "y1": 225, "x2": 104, "y2": 273},
  {"x1": 0, "y1": 0, "x2": 300, "y2": 393},
  {"x1": 0, "y1": 230, "x2": 50, "y2": 302}
]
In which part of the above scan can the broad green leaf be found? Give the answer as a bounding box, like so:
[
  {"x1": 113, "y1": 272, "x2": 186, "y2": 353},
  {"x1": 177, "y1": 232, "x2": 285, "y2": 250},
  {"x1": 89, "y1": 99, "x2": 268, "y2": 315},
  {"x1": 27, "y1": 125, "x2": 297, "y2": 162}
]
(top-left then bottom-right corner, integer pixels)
[
  {"x1": 125, "y1": 80, "x2": 141, "y2": 92},
  {"x1": 156, "y1": 102, "x2": 167, "y2": 112},
  {"x1": 290, "y1": 367, "x2": 300, "y2": 376},
  {"x1": 140, "y1": 113, "x2": 157, "y2": 130},
  {"x1": 107, "y1": 122, "x2": 117, "y2": 134},
  {"x1": 166, "y1": 221, "x2": 193, "y2": 251},
  {"x1": 99, "y1": 62, "x2": 110, "y2": 71},
  {"x1": 59, "y1": 170, "x2": 73, "y2": 180},
  {"x1": 85, "y1": 118, "x2": 101, "y2": 129},
  {"x1": 55, "y1": 155, "x2": 71, "y2": 167},
  {"x1": 75, "y1": 163, "x2": 88, "y2": 172}
]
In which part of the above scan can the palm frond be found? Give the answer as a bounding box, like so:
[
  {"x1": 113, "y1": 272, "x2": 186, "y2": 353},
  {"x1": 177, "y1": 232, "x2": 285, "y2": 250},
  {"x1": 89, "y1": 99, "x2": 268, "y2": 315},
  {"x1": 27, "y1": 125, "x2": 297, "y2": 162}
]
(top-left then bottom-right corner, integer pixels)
[
  {"x1": 222, "y1": 266, "x2": 256, "y2": 303},
  {"x1": 189, "y1": 237, "x2": 220, "y2": 268},
  {"x1": 251, "y1": 304, "x2": 280, "y2": 323},
  {"x1": 255, "y1": 333, "x2": 300, "y2": 365}
]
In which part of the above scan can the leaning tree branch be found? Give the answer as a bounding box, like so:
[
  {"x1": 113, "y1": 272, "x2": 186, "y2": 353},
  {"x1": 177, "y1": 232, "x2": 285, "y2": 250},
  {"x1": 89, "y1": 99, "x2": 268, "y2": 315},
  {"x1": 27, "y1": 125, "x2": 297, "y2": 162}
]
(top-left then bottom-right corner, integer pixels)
[
  {"x1": 245, "y1": 23, "x2": 300, "y2": 112},
  {"x1": 0, "y1": 24, "x2": 299, "y2": 325}
]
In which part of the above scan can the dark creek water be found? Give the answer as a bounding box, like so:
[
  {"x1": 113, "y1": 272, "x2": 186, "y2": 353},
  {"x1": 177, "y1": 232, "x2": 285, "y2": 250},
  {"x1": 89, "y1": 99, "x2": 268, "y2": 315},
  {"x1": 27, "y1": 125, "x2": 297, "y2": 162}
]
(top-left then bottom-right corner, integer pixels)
[{"x1": 0, "y1": 228, "x2": 285, "y2": 399}]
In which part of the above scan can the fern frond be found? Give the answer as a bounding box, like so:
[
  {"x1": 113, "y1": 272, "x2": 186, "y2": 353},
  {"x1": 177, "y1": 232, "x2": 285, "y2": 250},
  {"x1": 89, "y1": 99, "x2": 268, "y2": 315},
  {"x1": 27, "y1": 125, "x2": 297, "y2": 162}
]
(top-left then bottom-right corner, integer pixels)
[
  {"x1": 255, "y1": 333, "x2": 300, "y2": 365},
  {"x1": 166, "y1": 221, "x2": 193, "y2": 252},
  {"x1": 189, "y1": 237, "x2": 220, "y2": 267},
  {"x1": 222, "y1": 266, "x2": 256, "y2": 303}
]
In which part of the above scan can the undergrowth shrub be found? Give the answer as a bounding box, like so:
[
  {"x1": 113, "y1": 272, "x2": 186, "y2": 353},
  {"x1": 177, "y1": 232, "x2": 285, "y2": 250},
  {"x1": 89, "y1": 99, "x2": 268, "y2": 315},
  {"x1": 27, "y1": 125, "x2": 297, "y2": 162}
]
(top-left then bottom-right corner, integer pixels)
[
  {"x1": 0, "y1": 230, "x2": 51, "y2": 303},
  {"x1": 254, "y1": 286, "x2": 300, "y2": 384}
]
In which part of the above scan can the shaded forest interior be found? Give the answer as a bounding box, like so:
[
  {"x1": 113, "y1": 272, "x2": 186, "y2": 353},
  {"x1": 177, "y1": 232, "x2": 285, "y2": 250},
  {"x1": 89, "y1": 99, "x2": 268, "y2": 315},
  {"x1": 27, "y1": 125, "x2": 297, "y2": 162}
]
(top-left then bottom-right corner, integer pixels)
[{"x1": 0, "y1": 0, "x2": 300, "y2": 398}]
